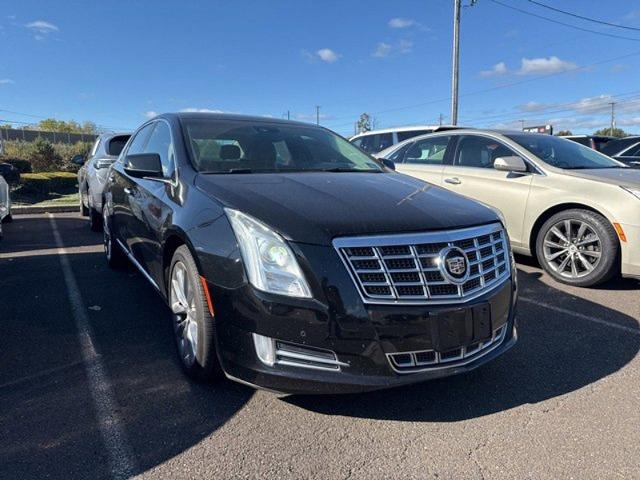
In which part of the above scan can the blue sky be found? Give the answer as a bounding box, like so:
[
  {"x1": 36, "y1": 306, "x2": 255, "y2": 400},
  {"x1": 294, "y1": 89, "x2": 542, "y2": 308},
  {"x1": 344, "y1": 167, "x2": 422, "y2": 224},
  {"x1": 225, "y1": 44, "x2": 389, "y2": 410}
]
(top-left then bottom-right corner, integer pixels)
[{"x1": 1, "y1": 0, "x2": 640, "y2": 136}]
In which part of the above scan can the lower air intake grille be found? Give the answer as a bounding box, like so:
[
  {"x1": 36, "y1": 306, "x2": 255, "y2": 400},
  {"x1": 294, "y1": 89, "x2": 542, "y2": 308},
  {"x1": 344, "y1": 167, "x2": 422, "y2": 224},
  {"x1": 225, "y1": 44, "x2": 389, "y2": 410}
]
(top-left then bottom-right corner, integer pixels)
[{"x1": 387, "y1": 324, "x2": 508, "y2": 373}]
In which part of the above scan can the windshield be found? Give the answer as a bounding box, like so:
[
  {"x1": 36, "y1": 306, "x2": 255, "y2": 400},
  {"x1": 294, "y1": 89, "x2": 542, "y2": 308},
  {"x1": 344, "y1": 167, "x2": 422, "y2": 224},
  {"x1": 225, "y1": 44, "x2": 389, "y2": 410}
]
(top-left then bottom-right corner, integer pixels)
[
  {"x1": 182, "y1": 119, "x2": 383, "y2": 173},
  {"x1": 506, "y1": 134, "x2": 625, "y2": 170}
]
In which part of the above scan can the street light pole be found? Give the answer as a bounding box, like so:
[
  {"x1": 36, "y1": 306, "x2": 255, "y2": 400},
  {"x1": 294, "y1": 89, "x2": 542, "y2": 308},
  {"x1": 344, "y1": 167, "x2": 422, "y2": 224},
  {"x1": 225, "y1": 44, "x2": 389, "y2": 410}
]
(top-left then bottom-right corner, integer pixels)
[
  {"x1": 316, "y1": 106, "x2": 321, "y2": 125},
  {"x1": 450, "y1": 0, "x2": 461, "y2": 126},
  {"x1": 609, "y1": 102, "x2": 615, "y2": 136}
]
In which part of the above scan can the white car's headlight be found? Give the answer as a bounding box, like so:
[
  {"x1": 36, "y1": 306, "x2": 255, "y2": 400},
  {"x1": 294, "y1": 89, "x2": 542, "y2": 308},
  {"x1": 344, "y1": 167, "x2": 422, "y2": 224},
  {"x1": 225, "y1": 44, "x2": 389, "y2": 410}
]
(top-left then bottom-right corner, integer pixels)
[
  {"x1": 225, "y1": 208, "x2": 312, "y2": 298},
  {"x1": 621, "y1": 186, "x2": 640, "y2": 200}
]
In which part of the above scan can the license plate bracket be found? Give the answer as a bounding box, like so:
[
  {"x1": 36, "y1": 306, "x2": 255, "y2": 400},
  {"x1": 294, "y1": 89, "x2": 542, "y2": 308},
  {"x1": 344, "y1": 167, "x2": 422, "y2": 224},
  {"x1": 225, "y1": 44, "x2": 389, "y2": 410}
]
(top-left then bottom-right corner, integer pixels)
[{"x1": 434, "y1": 303, "x2": 492, "y2": 352}]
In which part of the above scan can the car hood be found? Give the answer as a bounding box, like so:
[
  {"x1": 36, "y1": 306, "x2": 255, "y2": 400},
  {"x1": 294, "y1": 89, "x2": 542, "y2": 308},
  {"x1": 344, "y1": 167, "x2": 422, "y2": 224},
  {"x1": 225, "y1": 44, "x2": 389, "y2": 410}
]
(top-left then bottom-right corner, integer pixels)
[
  {"x1": 561, "y1": 167, "x2": 640, "y2": 188},
  {"x1": 195, "y1": 172, "x2": 498, "y2": 245}
]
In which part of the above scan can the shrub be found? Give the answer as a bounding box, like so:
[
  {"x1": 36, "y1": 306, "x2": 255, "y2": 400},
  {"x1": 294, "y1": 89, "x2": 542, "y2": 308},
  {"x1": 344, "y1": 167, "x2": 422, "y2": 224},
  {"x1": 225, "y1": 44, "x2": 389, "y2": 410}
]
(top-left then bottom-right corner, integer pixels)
[
  {"x1": 1, "y1": 139, "x2": 92, "y2": 172},
  {"x1": 29, "y1": 137, "x2": 62, "y2": 172},
  {"x1": 19, "y1": 172, "x2": 77, "y2": 195}
]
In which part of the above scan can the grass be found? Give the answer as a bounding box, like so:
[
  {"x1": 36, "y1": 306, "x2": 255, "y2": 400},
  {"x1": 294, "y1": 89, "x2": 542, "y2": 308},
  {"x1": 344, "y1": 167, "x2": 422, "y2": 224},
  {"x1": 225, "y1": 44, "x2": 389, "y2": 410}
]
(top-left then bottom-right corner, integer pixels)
[{"x1": 13, "y1": 191, "x2": 79, "y2": 207}]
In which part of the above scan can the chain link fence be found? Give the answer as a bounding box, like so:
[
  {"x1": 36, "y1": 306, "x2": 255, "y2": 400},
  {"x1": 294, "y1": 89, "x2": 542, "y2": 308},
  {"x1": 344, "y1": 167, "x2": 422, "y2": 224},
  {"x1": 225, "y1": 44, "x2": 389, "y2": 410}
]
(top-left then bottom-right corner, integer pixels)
[{"x1": 0, "y1": 127, "x2": 97, "y2": 144}]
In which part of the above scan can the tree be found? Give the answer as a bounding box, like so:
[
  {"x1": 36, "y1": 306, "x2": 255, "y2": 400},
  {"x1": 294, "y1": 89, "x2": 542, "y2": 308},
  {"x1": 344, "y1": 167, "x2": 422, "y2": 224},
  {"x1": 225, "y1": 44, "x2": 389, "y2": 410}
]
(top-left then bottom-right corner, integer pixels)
[
  {"x1": 356, "y1": 113, "x2": 372, "y2": 134},
  {"x1": 556, "y1": 130, "x2": 573, "y2": 136},
  {"x1": 36, "y1": 118, "x2": 98, "y2": 134},
  {"x1": 593, "y1": 127, "x2": 628, "y2": 138}
]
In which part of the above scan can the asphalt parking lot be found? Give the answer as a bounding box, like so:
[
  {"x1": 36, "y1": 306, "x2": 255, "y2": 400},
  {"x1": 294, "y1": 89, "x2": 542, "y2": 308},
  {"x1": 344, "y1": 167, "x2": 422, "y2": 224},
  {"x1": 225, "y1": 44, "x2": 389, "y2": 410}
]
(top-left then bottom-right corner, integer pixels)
[{"x1": 0, "y1": 213, "x2": 639, "y2": 479}]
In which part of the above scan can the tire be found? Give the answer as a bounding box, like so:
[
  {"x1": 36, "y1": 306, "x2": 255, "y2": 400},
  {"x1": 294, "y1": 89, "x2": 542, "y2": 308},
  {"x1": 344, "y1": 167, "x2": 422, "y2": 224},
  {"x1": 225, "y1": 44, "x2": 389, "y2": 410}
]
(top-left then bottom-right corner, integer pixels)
[
  {"x1": 536, "y1": 209, "x2": 619, "y2": 287},
  {"x1": 89, "y1": 207, "x2": 102, "y2": 232},
  {"x1": 103, "y1": 208, "x2": 127, "y2": 269},
  {"x1": 2, "y1": 214, "x2": 11, "y2": 224},
  {"x1": 169, "y1": 245, "x2": 223, "y2": 381},
  {"x1": 80, "y1": 189, "x2": 89, "y2": 217}
]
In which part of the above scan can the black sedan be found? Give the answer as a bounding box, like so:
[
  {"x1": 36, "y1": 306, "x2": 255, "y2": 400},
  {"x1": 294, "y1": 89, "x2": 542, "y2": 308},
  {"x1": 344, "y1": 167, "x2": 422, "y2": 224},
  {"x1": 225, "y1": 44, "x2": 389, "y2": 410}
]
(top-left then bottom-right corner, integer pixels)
[{"x1": 103, "y1": 113, "x2": 518, "y2": 394}]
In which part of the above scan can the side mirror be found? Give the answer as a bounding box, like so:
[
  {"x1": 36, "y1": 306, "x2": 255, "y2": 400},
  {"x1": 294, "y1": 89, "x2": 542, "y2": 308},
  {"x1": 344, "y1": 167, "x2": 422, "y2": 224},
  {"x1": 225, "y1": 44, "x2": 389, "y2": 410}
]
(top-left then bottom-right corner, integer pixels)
[
  {"x1": 494, "y1": 156, "x2": 527, "y2": 173},
  {"x1": 379, "y1": 158, "x2": 396, "y2": 171},
  {"x1": 71, "y1": 154, "x2": 86, "y2": 166},
  {"x1": 124, "y1": 153, "x2": 163, "y2": 178}
]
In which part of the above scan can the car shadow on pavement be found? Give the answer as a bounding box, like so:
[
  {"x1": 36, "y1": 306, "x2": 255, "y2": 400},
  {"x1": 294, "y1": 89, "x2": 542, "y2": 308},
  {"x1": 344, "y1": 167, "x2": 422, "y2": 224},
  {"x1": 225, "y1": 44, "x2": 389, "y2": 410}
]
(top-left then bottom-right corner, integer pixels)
[
  {"x1": 0, "y1": 214, "x2": 254, "y2": 479},
  {"x1": 284, "y1": 268, "x2": 640, "y2": 422}
]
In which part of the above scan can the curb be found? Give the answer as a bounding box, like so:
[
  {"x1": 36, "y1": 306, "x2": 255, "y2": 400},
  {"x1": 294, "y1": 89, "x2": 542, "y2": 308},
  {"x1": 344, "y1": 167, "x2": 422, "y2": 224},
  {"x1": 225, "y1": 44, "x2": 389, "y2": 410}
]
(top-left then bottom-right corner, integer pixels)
[{"x1": 13, "y1": 204, "x2": 79, "y2": 215}]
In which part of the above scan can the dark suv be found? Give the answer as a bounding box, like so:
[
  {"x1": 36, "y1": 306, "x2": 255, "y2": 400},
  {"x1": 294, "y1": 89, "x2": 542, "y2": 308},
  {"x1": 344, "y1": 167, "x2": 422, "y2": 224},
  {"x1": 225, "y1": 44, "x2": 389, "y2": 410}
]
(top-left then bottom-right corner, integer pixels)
[{"x1": 103, "y1": 113, "x2": 518, "y2": 394}]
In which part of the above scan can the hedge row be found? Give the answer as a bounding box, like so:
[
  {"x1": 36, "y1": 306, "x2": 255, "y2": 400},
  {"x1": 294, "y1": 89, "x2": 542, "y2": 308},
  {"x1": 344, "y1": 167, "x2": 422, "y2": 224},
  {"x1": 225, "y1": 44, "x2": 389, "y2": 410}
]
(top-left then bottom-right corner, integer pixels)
[{"x1": 19, "y1": 172, "x2": 77, "y2": 195}]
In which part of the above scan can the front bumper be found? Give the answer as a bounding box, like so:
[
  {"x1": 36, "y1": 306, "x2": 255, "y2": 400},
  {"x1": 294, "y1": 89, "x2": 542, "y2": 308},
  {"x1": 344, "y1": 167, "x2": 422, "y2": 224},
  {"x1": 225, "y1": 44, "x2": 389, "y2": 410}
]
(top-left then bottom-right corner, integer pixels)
[
  {"x1": 211, "y1": 273, "x2": 518, "y2": 395},
  {"x1": 620, "y1": 223, "x2": 640, "y2": 279}
]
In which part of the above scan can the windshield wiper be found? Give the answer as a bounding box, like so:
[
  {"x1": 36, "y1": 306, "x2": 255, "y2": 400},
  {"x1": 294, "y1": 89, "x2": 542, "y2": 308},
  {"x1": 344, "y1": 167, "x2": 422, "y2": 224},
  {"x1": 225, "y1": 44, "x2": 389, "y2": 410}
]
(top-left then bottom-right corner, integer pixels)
[{"x1": 319, "y1": 167, "x2": 382, "y2": 173}]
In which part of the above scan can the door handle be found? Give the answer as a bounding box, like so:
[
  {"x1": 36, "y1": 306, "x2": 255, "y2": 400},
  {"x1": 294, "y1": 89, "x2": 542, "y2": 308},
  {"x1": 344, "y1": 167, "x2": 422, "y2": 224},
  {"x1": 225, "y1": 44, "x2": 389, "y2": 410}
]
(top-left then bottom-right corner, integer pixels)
[
  {"x1": 124, "y1": 187, "x2": 133, "y2": 195},
  {"x1": 444, "y1": 177, "x2": 462, "y2": 185}
]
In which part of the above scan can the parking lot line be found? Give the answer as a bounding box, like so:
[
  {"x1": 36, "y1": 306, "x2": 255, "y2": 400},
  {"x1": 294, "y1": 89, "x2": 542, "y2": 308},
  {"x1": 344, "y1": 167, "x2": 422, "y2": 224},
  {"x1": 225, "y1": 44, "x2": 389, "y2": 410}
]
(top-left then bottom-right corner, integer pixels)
[
  {"x1": 520, "y1": 296, "x2": 640, "y2": 336},
  {"x1": 48, "y1": 214, "x2": 137, "y2": 479}
]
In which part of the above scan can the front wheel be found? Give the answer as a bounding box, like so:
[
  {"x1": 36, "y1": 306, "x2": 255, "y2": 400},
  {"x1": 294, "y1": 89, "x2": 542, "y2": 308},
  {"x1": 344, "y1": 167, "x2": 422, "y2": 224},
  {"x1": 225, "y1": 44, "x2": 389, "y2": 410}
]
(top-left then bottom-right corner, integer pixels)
[
  {"x1": 103, "y1": 208, "x2": 127, "y2": 269},
  {"x1": 169, "y1": 245, "x2": 223, "y2": 381},
  {"x1": 89, "y1": 207, "x2": 102, "y2": 232},
  {"x1": 536, "y1": 209, "x2": 619, "y2": 287}
]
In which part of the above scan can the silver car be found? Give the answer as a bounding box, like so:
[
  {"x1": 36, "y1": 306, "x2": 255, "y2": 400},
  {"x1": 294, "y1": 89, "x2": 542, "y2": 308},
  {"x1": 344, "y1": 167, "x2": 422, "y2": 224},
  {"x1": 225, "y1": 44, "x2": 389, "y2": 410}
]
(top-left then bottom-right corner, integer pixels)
[
  {"x1": 378, "y1": 129, "x2": 640, "y2": 287},
  {"x1": 75, "y1": 132, "x2": 131, "y2": 231}
]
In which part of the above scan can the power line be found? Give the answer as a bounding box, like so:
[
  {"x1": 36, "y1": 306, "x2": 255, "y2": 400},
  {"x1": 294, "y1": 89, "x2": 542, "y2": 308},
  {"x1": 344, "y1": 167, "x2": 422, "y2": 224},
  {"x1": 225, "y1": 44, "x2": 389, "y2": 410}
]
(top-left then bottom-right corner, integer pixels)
[
  {"x1": 489, "y1": 0, "x2": 640, "y2": 42},
  {"x1": 527, "y1": 0, "x2": 640, "y2": 32}
]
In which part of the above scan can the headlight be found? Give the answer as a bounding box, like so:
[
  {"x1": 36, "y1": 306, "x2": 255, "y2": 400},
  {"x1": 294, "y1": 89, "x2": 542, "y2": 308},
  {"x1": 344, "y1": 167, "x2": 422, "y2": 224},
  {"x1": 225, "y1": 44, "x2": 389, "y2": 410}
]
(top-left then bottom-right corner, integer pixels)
[
  {"x1": 621, "y1": 186, "x2": 640, "y2": 200},
  {"x1": 225, "y1": 208, "x2": 312, "y2": 298}
]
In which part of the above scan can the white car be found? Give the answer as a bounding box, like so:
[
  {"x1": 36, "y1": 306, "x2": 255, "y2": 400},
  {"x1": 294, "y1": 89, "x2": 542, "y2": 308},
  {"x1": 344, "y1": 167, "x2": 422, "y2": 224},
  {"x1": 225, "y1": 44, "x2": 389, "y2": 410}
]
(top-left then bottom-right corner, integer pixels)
[
  {"x1": 350, "y1": 125, "x2": 459, "y2": 154},
  {"x1": 0, "y1": 175, "x2": 11, "y2": 239},
  {"x1": 378, "y1": 129, "x2": 640, "y2": 287}
]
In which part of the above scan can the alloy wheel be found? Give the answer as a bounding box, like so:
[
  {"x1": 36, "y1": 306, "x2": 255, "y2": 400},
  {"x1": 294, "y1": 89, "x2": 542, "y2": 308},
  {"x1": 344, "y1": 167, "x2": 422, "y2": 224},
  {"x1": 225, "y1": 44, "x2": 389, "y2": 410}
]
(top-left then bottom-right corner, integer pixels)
[
  {"x1": 170, "y1": 261, "x2": 199, "y2": 366},
  {"x1": 542, "y1": 219, "x2": 602, "y2": 279}
]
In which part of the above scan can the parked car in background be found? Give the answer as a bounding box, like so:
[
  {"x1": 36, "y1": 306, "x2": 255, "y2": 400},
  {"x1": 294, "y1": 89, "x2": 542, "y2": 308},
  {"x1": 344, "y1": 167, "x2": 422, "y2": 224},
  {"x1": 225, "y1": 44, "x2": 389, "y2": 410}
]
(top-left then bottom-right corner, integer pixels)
[
  {"x1": 350, "y1": 125, "x2": 460, "y2": 154},
  {"x1": 600, "y1": 136, "x2": 640, "y2": 168},
  {"x1": 102, "y1": 113, "x2": 517, "y2": 393},
  {"x1": 560, "y1": 135, "x2": 614, "y2": 152},
  {"x1": 0, "y1": 174, "x2": 11, "y2": 239},
  {"x1": 378, "y1": 129, "x2": 640, "y2": 287},
  {"x1": 74, "y1": 132, "x2": 131, "y2": 230},
  {"x1": 0, "y1": 162, "x2": 20, "y2": 185}
]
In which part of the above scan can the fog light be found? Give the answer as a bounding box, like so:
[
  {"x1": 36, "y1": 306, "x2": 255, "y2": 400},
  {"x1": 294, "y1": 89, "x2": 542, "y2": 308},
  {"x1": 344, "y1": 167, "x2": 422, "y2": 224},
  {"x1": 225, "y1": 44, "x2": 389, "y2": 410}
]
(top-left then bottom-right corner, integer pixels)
[{"x1": 252, "y1": 333, "x2": 276, "y2": 366}]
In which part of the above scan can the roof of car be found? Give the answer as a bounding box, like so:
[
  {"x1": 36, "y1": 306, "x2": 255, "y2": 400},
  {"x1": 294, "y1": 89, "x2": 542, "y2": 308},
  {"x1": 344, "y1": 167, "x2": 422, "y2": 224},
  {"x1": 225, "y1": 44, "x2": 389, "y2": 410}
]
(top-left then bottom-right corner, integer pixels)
[
  {"x1": 350, "y1": 125, "x2": 461, "y2": 138},
  {"x1": 158, "y1": 112, "x2": 313, "y2": 128}
]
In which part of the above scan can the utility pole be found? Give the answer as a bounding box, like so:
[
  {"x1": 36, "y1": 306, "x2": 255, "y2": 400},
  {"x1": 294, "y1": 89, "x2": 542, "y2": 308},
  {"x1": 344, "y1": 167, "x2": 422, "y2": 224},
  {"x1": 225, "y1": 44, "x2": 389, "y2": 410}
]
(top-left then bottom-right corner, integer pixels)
[
  {"x1": 438, "y1": 113, "x2": 444, "y2": 126},
  {"x1": 450, "y1": 0, "x2": 461, "y2": 125},
  {"x1": 520, "y1": 119, "x2": 525, "y2": 131},
  {"x1": 287, "y1": 110, "x2": 290, "y2": 120},
  {"x1": 315, "y1": 106, "x2": 321, "y2": 125},
  {"x1": 609, "y1": 102, "x2": 615, "y2": 136}
]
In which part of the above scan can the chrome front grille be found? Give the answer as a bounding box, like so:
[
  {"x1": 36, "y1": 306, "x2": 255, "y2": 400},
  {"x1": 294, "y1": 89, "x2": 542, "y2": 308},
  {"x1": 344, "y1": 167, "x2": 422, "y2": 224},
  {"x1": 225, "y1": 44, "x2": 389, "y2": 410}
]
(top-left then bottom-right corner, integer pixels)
[
  {"x1": 387, "y1": 324, "x2": 508, "y2": 373},
  {"x1": 334, "y1": 223, "x2": 510, "y2": 305}
]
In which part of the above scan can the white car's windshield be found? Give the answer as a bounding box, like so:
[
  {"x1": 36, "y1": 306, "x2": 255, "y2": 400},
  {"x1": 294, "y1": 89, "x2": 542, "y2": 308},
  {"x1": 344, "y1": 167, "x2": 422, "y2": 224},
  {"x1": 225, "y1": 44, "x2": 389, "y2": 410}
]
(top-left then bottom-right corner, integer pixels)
[{"x1": 506, "y1": 133, "x2": 626, "y2": 170}]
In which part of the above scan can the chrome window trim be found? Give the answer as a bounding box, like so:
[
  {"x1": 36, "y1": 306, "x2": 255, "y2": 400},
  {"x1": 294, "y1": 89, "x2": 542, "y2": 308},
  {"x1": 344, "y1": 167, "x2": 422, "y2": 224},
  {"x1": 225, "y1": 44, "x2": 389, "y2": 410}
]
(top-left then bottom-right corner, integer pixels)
[{"x1": 333, "y1": 222, "x2": 511, "y2": 306}]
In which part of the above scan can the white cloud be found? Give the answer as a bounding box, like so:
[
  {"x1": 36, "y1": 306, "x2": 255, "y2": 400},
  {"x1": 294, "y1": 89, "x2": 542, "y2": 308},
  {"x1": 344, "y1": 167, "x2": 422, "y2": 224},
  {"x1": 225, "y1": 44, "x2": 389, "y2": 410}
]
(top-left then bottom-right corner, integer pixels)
[
  {"x1": 25, "y1": 20, "x2": 59, "y2": 33},
  {"x1": 371, "y1": 40, "x2": 412, "y2": 58},
  {"x1": 0, "y1": 78, "x2": 15, "y2": 85},
  {"x1": 316, "y1": 48, "x2": 341, "y2": 63},
  {"x1": 144, "y1": 111, "x2": 158, "y2": 119},
  {"x1": 516, "y1": 56, "x2": 577, "y2": 75},
  {"x1": 389, "y1": 18, "x2": 416, "y2": 28},
  {"x1": 372, "y1": 43, "x2": 392, "y2": 58},
  {"x1": 180, "y1": 108, "x2": 225, "y2": 113},
  {"x1": 480, "y1": 57, "x2": 577, "y2": 78},
  {"x1": 480, "y1": 62, "x2": 508, "y2": 78}
]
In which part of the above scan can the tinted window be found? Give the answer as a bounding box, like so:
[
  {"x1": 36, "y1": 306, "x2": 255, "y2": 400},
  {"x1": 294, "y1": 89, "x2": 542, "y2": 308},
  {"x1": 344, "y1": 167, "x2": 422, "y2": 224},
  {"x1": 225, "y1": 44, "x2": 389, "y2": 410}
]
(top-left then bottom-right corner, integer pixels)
[
  {"x1": 601, "y1": 137, "x2": 640, "y2": 156},
  {"x1": 567, "y1": 137, "x2": 590, "y2": 146},
  {"x1": 106, "y1": 135, "x2": 131, "y2": 156},
  {"x1": 356, "y1": 133, "x2": 393, "y2": 153},
  {"x1": 144, "y1": 122, "x2": 174, "y2": 176},
  {"x1": 404, "y1": 136, "x2": 451, "y2": 164},
  {"x1": 592, "y1": 138, "x2": 612, "y2": 152},
  {"x1": 388, "y1": 143, "x2": 410, "y2": 162},
  {"x1": 126, "y1": 124, "x2": 155, "y2": 156},
  {"x1": 183, "y1": 119, "x2": 382, "y2": 173},
  {"x1": 507, "y1": 134, "x2": 623, "y2": 169},
  {"x1": 454, "y1": 135, "x2": 516, "y2": 168},
  {"x1": 351, "y1": 138, "x2": 363, "y2": 148},
  {"x1": 397, "y1": 129, "x2": 434, "y2": 142},
  {"x1": 622, "y1": 143, "x2": 640, "y2": 157}
]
